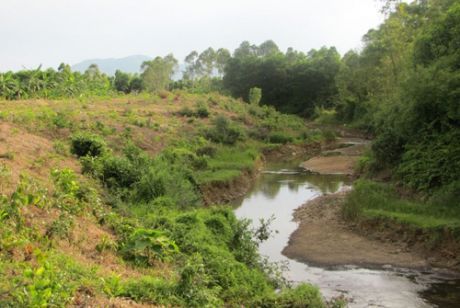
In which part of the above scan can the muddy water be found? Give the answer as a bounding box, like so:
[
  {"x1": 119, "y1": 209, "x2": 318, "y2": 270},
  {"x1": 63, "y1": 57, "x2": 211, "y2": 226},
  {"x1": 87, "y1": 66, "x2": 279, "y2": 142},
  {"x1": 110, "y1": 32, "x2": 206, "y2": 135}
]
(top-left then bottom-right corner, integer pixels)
[{"x1": 233, "y1": 162, "x2": 460, "y2": 307}]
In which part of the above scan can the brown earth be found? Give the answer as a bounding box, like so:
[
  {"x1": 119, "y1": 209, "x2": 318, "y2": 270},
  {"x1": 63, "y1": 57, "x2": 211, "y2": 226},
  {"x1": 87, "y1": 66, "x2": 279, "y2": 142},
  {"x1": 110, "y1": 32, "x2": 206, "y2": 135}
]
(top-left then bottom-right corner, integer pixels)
[
  {"x1": 0, "y1": 122, "x2": 80, "y2": 194},
  {"x1": 299, "y1": 156, "x2": 359, "y2": 175},
  {"x1": 0, "y1": 120, "x2": 172, "y2": 305},
  {"x1": 299, "y1": 137, "x2": 370, "y2": 175},
  {"x1": 283, "y1": 192, "x2": 429, "y2": 268}
]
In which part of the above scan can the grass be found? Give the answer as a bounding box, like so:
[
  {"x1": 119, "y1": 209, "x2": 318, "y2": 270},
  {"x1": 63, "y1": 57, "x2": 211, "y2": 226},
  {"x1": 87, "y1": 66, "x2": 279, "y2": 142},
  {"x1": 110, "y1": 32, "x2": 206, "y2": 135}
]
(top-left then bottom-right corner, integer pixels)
[
  {"x1": 196, "y1": 146, "x2": 259, "y2": 184},
  {"x1": 0, "y1": 92, "x2": 330, "y2": 306},
  {"x1": 343, "y1": 180, "x2": 460, "y2": 234}
]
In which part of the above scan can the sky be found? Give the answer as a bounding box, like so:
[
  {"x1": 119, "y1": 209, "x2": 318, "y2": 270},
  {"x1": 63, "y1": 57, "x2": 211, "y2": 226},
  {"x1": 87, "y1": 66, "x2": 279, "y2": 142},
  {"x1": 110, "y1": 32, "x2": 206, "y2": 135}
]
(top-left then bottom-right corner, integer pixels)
[{"x1": 0, "y1": 0, "x2": 385, "y2": 71}]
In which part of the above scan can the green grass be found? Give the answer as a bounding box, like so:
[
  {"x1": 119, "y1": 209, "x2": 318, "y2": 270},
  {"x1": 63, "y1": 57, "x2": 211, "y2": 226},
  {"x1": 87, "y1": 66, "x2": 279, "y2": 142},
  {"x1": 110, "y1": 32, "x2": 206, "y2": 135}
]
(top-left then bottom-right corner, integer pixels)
[
  {"x1": 363, "y1": 209, "x2": 460, "y2": 229},
  {"x1": 196, "y1": 146, "x2": 259, "y2": 184},
  {"x1": 343, "y1": 180, "x2": 460, "y2": 233},
  {"x1": 0, "y1": 92, "x2": 329, "y2": 306}
]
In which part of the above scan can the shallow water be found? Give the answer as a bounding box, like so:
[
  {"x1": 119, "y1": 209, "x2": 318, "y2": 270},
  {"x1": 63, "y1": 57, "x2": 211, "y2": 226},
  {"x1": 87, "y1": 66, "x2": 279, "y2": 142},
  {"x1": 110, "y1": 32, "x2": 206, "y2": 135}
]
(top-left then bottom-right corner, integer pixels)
[{"x1": 233, "y1": 162, "x2": 460, "y2": 307}]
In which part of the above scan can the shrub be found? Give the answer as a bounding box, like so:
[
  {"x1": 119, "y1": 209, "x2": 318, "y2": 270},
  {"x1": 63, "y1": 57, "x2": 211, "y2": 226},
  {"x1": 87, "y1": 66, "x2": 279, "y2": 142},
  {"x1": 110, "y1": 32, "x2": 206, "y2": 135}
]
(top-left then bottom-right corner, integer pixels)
[
  {"x1": 205, "y1": 116, "x2": 245, "y2": 145},
  {"x1": 52, "y1": 112, "x2": 72, "y2": 129},
  {"x1": 314, "y1": 106, "x2": 337, "y2": 124},
  {"x1": 102, "y1": 156, "x2": 140, "y2": 188},
  {"x1": 177, "y1": 106, "x2": 194, "y2": 117},
  {"x1": 176, "y1": 254, "x2": 223, "y2": 307},
  {"x1": 45, "y1": 213, "x2": 74, "y2": 240},
  {"x1": 371, "y1": 129, "x2": 405, "y2": 167},
  {"x1": 274, "y1": 284, "x2": 324, "y2": 307},
  {"x1": 70, "y1": 133, "x2": 107, "y2": 157},
  {"x1": 195, "y1": 102, "x2": 210, "y2": 118},
  {"x1": 268, "y1": 132, "x2": 294, "y2": 144},
  {"x1": 248, "y1": 87, "x2": 262, "y2": 105},
  {"x1": 397, "y1": 132, "x2": 460, "y2": 191},
  {"x1": 133, "y1": 168, "x2": 166, "y2": 202},
  {"x1": 196, "y1": 146, "x2": 217, "y2": 158},
  {"x1": 122, "y1": 228, "x2": 178, "y2": 265},
  {"x1": 51, "y1": 168, "x2": 80, "y2": 197}
]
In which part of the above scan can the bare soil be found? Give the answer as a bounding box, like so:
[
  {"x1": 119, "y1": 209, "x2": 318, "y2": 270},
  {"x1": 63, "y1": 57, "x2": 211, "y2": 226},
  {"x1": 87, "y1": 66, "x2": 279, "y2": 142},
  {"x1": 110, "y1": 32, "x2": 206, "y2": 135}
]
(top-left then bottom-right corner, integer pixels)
[
  {"x1": 300, "y1": 156, "x2": 359, "y2": 175},
  {"x1": 283, "y1": 192, "x2": 429, "y2": 268}
]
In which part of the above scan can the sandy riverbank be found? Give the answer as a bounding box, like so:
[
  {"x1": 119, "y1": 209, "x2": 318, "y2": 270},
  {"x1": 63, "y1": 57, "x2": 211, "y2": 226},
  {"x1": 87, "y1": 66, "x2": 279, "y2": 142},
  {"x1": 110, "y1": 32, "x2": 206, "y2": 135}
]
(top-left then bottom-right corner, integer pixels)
[{"x1": 282, "y1": 192, "x2": 429, "y2": 268}]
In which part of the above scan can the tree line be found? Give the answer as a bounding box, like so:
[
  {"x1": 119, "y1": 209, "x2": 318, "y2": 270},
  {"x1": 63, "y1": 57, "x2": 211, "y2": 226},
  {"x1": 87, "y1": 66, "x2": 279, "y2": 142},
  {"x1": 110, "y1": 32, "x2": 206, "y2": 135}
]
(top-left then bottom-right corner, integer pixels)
[
  {"x1": 0, "y1": 41, "x2": 341, "y2": 118},
  {"x1": 337, "y1": 0, "x2": 460, "y2": 192},
  {"x1": 1, "y1": 0, "x2": 458, "y2": 195}
]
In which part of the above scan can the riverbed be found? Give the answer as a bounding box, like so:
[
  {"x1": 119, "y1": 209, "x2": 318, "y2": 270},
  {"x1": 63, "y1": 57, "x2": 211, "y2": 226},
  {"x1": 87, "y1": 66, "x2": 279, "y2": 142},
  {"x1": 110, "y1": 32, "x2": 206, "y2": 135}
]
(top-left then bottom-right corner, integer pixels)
[{"x1": 233, "y1": 162, "x2": 460, "y2": 307}]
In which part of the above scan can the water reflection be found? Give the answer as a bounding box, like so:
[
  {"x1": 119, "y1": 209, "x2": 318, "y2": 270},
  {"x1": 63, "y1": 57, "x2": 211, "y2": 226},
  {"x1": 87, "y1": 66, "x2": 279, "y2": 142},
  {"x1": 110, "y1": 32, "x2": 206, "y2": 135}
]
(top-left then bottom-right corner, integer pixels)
[
  {"x1": 234, "y1": 162, "x2": 460, "y2": 308},
  {"x1": 258, "y1": 168, "x2": 348, "y2": 198}
]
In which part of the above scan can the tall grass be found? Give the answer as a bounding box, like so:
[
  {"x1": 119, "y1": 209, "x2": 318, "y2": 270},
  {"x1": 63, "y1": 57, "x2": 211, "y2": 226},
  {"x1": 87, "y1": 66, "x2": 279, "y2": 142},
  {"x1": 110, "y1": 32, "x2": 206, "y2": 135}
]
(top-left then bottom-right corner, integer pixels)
[{"x1": 343, "y1": 180, "x2": 460, "y2": 232}]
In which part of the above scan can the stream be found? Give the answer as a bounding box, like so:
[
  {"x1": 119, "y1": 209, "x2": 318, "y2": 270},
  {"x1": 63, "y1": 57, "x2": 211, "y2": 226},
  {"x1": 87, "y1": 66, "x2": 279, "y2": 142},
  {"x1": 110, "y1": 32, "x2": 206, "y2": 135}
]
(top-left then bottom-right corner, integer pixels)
[{"x1": 233, "y1": 162, "x2": 460, "y2": 307}]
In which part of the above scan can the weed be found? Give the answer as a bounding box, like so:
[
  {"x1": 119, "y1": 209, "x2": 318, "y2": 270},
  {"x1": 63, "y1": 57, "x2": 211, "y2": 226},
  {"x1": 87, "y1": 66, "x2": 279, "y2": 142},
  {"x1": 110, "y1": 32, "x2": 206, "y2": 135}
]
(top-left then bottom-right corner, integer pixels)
[
  {"x1": 122, "y1": 228, "x2": 178, "y2": 265},
  {"x1": 53, "y1": 140, "x2": 68, "y2": 156},
  {"x1": 95, "y1": 235, "x2": 118, "y2": 253},
  {"x1": 205, "y1": 115, "x2": 245, "y2": 145},
  {"x1": 46, "y1": 213, "x2": 74, "y2": 241},
  {"x1": 195, "y1": 101, "x2": 210, "y2": 118}
]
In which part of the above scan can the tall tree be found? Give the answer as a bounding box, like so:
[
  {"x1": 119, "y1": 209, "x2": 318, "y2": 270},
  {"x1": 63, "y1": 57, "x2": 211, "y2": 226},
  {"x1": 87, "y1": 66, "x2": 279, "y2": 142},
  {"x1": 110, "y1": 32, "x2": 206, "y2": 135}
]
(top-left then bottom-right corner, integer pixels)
[{"x1": 141, "y1": 54, "x2": 178, "y2": 92}]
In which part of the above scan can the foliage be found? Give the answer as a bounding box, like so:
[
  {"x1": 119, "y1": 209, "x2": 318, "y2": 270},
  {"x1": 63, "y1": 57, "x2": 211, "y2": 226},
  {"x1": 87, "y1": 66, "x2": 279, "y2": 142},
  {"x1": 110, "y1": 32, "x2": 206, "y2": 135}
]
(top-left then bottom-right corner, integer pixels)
[
  {"x1": 122, "y1": 228, "x2": 178, "y2": 265},
  {"x1": 46, "y1": 213, "x2": 74, "y2": 240},
  {"x1": 70, "y1": 133, "x2": 107, "y2": 158},
  {"x1": 248, "y1": 87, "x2": 262, "y2": 105},
  {"x1": 205, "y1": 115, "x2": 245, "y2": 145},
  {"x1": 224, "y1": 41, "x2": 341, "y2": 116},
  {"x1": 0, "y1": 64, "x2": 113, "y2": 100},
  {"x1": 336, "y1": 0, "x2": 460, "y2": 196},
  {"x1": 0, "y1": 176, "x2": 48, "y2": 229},
  {"x1": 113, "y1": 70, "x2": 142, "y2": 94},
  {"x1": 268, "y1": 132, "x2": 294, "y2": 144},
  {"x1": 141, "y1": 54, "x2": 177, "y2": 92},
  {"x1": 11, "y1": 251, "x2": 75, "y2": 307},
  {"x1": 343, "y1": 180, "x2": 460, "y2": 231},
  {"x1": 273, "y1": 283, "x2": 325, "y2": 307}
]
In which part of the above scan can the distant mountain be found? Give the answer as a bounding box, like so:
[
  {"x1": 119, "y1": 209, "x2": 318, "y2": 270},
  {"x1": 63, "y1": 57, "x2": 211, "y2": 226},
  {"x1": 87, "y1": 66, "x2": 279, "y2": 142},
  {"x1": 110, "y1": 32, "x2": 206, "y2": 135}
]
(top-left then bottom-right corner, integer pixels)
[
  {"x1": 72, "y1": 55, "x2": 152, "y2": 76},
  {"x1": 72, "y1": 55, "x2": 185, "y2": 80}
]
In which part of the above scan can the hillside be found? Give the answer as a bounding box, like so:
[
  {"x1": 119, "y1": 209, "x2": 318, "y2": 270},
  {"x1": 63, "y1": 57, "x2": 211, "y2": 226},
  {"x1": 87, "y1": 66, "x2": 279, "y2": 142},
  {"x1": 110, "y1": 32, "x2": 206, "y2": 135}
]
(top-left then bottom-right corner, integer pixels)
[{"x1": 0, "y1": 92, "x2": 334, "y2": 306}]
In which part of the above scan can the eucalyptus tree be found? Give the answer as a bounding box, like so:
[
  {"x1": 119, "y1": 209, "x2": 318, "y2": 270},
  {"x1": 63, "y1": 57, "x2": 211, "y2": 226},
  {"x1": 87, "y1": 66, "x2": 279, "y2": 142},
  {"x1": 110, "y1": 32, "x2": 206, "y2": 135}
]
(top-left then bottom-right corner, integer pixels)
[
  {"x1": 184, "y1": 51, "x2": 199, "y2": 80},
  {"x1": 215, "y1": 48, "x2": 231, "y2": 76},
  {"x1": 141, "y1": 54, "x2": 178, "y2": 92}
]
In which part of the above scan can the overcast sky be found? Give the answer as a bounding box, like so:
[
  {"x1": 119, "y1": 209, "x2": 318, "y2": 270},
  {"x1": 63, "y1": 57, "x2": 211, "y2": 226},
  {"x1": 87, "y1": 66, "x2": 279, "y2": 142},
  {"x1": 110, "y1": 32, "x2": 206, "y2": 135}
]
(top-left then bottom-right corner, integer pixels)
[{"x1": 0, "y1": 0, "x2": 385, "y2": 71}]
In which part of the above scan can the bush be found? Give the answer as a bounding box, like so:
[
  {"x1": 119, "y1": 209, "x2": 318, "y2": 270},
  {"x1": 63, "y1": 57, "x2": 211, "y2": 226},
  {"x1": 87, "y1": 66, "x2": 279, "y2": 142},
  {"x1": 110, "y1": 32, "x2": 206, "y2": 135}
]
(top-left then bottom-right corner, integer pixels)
[
  {"x1": 397, "y1": 131, "x2": 460, "y2": 191},
  {"x1": 176, "y1": 254, "x2": 223, "y2": 307},
  {"x1": 371, "y1": 129, "x2": 405, "y2": 167},
  {"x1": 133, "y1": 168, "x2": 166, "y2": 202},
  {"x1": 314, "y1": 106, "x2": 337, "y2": 124},
  {"x1": 205, "y1": 116, "x2": 245, "y2": 145},
  {"x1": 274, "y1": 284, "x2": 324, "y2": 307},
  {"x1": 70, "y1": 133, "x2": 107, "y2": 157},
  {"x1": 195, "y1": 102, "x2": 210, "y2": 118},
  {"x1": 268, "y1": 132, "x2": 294, "y2": 144},
  {"x1": 102, "y1": 156, "x2": 140, "y2": 188},
  {"x1": 177, "y1": 106, "x2": 194, "y2": 117},
  {"x1": 196, "y1": 146, "x2": 217, "y2": 158},
  {"x1": 122, "y1": 228, "x2": 178, "y2": 265},
  {"x1": 248, "y1": 87, "x2": 262, "y2": 105}
]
